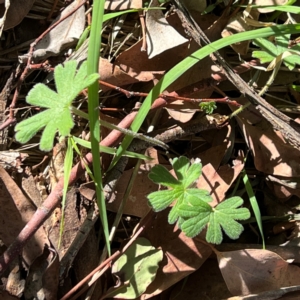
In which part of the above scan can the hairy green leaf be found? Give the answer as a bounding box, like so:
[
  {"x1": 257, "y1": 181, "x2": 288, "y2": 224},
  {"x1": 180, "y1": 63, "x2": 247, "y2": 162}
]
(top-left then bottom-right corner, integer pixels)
[
  {"x1": 148, "y1": 156, "x2": 206, "y2": 224},
  {"x1": 148, "y1": 156, "x2": 250, "y2": 244},
  {"x1": 15, "y1": 60, "x2": 99, "y2": 151},
  {"x1": 178, "y1": 196, "x2": 250, "y2": 244}
]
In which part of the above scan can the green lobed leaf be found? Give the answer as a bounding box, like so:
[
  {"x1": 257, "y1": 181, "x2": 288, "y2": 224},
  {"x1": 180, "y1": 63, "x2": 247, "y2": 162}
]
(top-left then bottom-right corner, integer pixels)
[
  {"x1": 148, "y1": 165, "x2": 180, "y2": 188},
  {"x1": 15, "y1": 60, "x2": 100, "y2": 151},
  {"x1": 253, "y1": 35, "x2": 300, "y2": 70},
  {"x1": 148, "y1": 157, "x2": 203, "y2": 224},
  {"x1": 178, "y1": 196, "x2": 250, "y2": 244},
  {"x1": 172, "y1": 156, "x2": 202, "y2": 187}
]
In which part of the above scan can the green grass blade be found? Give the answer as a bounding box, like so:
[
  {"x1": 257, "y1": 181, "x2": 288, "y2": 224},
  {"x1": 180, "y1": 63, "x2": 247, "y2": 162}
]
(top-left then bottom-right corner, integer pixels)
[
  {"x1": 109, "y1": 23, "x2": 300, "y2": 169},
  {"x1": 242, "y1": 170, "x2": 265, "y2": 249},
  {"x1": 58, "y1": 137, "x2": 73, "y2": 248},
  {"x1": 87, "y1": 0, "x2": 110, "y2": 256},
  {"x1": 72, "y1": 136, "x2": 151, "y2": 160}
]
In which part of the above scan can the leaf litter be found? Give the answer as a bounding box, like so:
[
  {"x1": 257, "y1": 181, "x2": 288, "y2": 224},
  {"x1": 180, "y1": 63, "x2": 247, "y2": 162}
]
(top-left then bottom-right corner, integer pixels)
[{"x1": 0, "y1": 1, "x2": 300, "y2": 299}]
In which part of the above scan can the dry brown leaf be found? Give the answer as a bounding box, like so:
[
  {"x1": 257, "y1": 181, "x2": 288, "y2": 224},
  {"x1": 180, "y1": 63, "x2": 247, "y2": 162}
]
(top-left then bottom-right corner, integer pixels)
[
  {"x1": 0, "y1": 166, "x2": 50, "y2": 266},
  {"x1": 106, "y1": 165, "x2": 153, "y2": 218},
  {"x1": 238, "y1": 113, "x2": 300, "y2": 177},
  {"x1": 221, "y1": 10, "x2": 260, "y2": 55},
  {"x1": 99, "y1": 58, "x2": 139, "y2": 90},
  {"x1": 0, "y1": 0, "x2": 35, "y2": 30},
  {"x1": 168, "y1": 259, "x2": 231, "y2": 300},
  {"x1": 146, "y1": 0, "x2": 188, "y2": 59},
  {"x1": 165, "y1": 100, "x2": 198, "y2": 123},
  {"x1": 140, "y1": 209, "x2": 212, "y2": 299},
  {"x1": 19, "y1": 0, "x2": 85, "y2": 63},
  {"x1": 105, "y1": 0, "x2": 142, "y2": 10},
  {"x1": 24, "y1": 248, "x2": 59, "y2": 300},
  {"x1": 216, "y1": 248, "x2": 300, "y2": 296},
  {"x1": 6, "y1": 264, "x2": 25, "y2": 297},
  {"x1": 195, "y1": 126, "x2": 243, "y2": 205},
  {"x1": 197, "y1": 158, "x2": 244, "y2": 206}
]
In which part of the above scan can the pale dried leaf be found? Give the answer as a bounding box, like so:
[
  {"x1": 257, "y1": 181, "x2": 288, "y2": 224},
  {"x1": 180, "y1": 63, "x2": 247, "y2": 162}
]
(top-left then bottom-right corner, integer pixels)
[
  {"x1": 146, "y1": 0, "x2": 188, "y2": 59},
  {"x1": 105, "y1": 0, "x2": 142, "y2": 10},
  {"x1": 19, "y1": 0, "x2": 85, "y2": 63},
  {"x1": 0, "y1": 0, "x2": 34, "y2": 30},
  {"x1": 165, "y1": 101, "x2": 198, "y2": 123},
  {"x1": 6, "y1": 264, "x2": 25, "y2": 297},
  {"x1": 221, "y1": 10, "x2": 259, "y2": 55},
  {"x1": 217, "y1": 249, "x2": 300, "y2": 295},
  {"x1": 0, "y1": 0, "x2": 9, "y2": 36}
]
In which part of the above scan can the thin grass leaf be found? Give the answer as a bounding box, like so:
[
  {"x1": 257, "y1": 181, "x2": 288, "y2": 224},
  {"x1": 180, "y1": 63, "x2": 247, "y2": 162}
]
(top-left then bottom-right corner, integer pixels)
[
  {"x1": 87, "y1": 0, "x2": 110, "y2": 256},
  {"x1": 58, "y1": 137, "x2": 73, "y2": 248},
  {"x1": 72, "y1": 136, "x2": 151, "y2": 160},
  {"x1": 242, "y1": 170, "x2": 265, "y2": 249}
]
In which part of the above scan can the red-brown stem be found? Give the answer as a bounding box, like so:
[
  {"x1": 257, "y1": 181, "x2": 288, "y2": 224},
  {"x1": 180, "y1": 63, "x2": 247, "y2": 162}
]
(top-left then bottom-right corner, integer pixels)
[
  {"x1": 0, "y1": 93, "x2": 174, "y2": 275},
  {"x1": 99, "y1": 80, "x2": 241, "y2": 107}
]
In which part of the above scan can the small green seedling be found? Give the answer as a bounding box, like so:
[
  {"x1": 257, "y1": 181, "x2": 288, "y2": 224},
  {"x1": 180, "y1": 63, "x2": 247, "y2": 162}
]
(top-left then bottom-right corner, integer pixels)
[
  {"x1": 147, "y1": 156, "x2": 250, "y2": 244},
  {"x1": 15, "y1": 60, "x2": 99, "y2": 151},
  {"x1": 199, "y1": 101, "x2": 217, "y2": 114}
]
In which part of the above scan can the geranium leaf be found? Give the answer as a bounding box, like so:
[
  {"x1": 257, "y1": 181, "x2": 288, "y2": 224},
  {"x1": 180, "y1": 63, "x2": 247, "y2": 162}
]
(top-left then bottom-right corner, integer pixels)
[{"x1": 15, "y1": 60, "x2": 99, "y2": 151}]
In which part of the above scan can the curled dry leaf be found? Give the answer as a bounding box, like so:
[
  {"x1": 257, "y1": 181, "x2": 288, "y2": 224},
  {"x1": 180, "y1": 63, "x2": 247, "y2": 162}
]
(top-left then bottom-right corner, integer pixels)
[
  {"x1": 146, "y1": 0, "x2": 188, "y2": 59},
  {"x1": 216, "y1": 248, "x2": 300, "y2": 296},
  {"x1": 19, "y1": 0, "x2": 85, "y2": 63},
  {"x1": 0, "y1": 0, "x2": 35, "y2": 30}
]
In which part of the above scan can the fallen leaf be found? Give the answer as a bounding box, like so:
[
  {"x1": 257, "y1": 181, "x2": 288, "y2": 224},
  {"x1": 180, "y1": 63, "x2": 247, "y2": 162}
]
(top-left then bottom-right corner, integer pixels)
[
  {"x1": 19, "y1": 0, "x2": 85, "y2": 63},
  {"x1": 0, "y1": 166, "x2": 50, "y2": 266},
  {"x1": 146, "y1": 0, "x2": 188, "y2": 59},
  {"x1": 0, "y1": 0, "x2": 9, "y2": 36},
  {"x1": 105, "y1": 0, "x2": 142, "y2": 10},
  {"x1": 169, "y1": 259, "x2": 231, "y2": 300},
  {"x1": 140, "y1": 209, "x2": 212, "y2": 299},
  {"x1": 24, "y1": 248, "x2": 59, "y2": 300},
  {"x1": 254, "y1": 0, "x2": 290, "y2": 13},
  {"x1": 237, "y1": 111, "x2": 300, "y2": 177},
  {"x1": 221, "y1": 10, "x2": 260, "y2": 55},
  {"x1": 0, "y1": 0, "x2": 35, "y2": 30},
  {"x1": 216, "y1": 248, "x2": 300, "y2": 296},
  {"x1": 165, "y1": 101, "x2": 198, "y2": 123}
]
